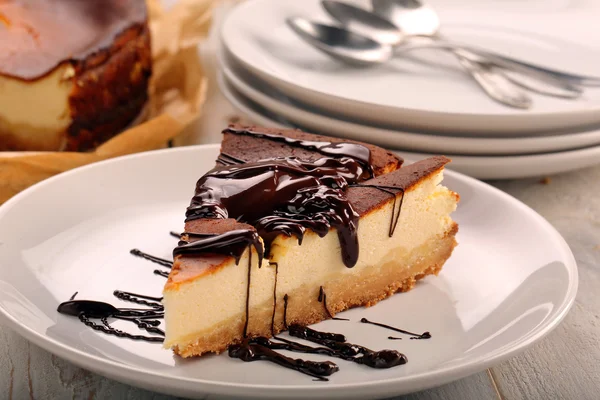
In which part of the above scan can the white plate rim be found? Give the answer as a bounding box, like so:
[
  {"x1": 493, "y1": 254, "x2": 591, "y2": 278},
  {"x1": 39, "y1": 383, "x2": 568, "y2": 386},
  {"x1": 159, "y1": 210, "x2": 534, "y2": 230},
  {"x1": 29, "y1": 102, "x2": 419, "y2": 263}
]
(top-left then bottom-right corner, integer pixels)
[
  {"x1": 220, "y1": 0, "x2": 600, "y2": 136},
  {"x1": 220, "y1": 57, "x2": 600, "y2": 156},
  {"x1": 0, "y1": 144, "x2": 578, "y2": 398}
]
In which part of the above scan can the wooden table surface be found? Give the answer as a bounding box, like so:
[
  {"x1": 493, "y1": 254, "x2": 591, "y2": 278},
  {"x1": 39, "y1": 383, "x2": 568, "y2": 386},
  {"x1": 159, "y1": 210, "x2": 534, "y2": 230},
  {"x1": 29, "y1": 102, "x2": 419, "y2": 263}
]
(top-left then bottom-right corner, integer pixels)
[{"x1": 2, "y1": 14, "x2": 599, "y2": 398}]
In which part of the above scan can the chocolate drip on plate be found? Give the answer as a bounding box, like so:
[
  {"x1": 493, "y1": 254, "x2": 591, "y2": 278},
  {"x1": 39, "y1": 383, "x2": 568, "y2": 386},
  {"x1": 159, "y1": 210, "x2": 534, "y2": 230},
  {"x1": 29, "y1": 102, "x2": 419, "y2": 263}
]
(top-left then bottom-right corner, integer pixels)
[
  {"x1": 229, "y1": 338, "x2": 339, "y2": 381},
  {"x1": 113, "y1": 290, "x2": 163, "y2": 309},
  {"x1": 153, "y1": 270, "x2": 169, "y2": 278},
  {"x1": 57, "y1": 299, "x2": 164, "y2": 342},
  {"x1": 130, "y1": 249, "x2": 172, "y2": 268},
  {"x1": 360, "y1": 318, "x2": 431, "y2": 340},
  {"x1": 288, "y1": 324, "x2": 407, "y2": 368}
]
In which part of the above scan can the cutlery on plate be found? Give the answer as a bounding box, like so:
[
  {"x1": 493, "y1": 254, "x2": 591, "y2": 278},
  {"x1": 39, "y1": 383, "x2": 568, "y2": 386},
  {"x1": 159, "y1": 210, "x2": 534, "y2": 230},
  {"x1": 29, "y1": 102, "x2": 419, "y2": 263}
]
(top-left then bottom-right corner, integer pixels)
[
  {"x1": 369, "y1": 0, "x2": 584, "y2": 98},
  {"x1": 323, "y1": 0, "x2": 582, "y2": 99},
  {"x1": 371, "y1": 0, "x2": 600, "y2": 87},
  {"x1": 320, "y1": 0, "x2": 533, "y2": 108}
]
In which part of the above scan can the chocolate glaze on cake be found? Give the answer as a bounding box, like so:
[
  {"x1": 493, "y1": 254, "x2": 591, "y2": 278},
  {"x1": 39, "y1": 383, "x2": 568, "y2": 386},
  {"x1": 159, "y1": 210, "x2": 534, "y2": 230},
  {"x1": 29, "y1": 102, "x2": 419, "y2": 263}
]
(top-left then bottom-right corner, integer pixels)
[
  {"x1": 222, "y1": 124, "x2": 403, "y2": 176},
  {"x1": 0, "y1": 0, "x2": 147, "y2": 80},
  {"x1": 174, "y1": 128, "x2": 450, "y2": 271}
]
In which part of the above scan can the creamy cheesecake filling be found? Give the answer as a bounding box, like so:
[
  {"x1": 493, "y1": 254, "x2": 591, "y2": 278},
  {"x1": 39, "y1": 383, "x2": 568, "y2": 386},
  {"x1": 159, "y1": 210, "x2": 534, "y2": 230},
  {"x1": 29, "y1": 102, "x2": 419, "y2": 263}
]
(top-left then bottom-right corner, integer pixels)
[
  {"x1": 163, "y1": 170, "x2": 457, "y2": 353},
  {"x1": 0, "y1": 64, "x2": 73, "y2": 150}
]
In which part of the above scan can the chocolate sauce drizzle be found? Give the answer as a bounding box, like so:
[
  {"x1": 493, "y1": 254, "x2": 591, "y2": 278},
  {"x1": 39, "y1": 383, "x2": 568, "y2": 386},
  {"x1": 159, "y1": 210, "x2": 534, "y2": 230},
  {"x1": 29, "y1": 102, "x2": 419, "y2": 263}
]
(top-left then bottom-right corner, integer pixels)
[
  {"x1": 113, "y1": 290, "x2": 163, "y2": 308},
  {"x1": 243, "y1": 246, "x2": 253, "y2": 337},
  {"x1": 57, "y1": 299, "x2": 164, "y2": 342},
  {"x1": 153, "y1": 270, "x2": 169, "y2": 278},
  {"x1": 229, "y1": 323, "x2": 407, "y2": 380},
  {"x1": 216, "y1": 152, "x2": 246, "y2": 166},
  {"x1": 270, "y1": 262, "x2": 279, "y2": 336},
  {"x1": 173, "y1": 230, "x2": 263, "y2": 266},
  {"x1": 360, "y1": 318, "x2": 431, "y2": 340},
  {"x1": 283, "y1": 294, "x2": 289, "y2": 329},
  {"x1": 318, "y1": 286, "x2": 349, "y2": 321},
  {"x1": 349, "y1": 184, "x2": 405, "y2": 237},
  {"x1": 169, "y1": 231, "x2": 181, "y2": 238},
  {"x1": 223, "y1": 127, "x2": 374, "y2": 178},
  {"x1": 183, "y1": 157, "x2": 366, "y2": 267},
  {"x1": 182, "y1": 128, "x2": 377, "y2": 268},
  {"x1": 130, "y1": 249, "x2": 172, "y2": 268},
  {"x1": 287, "y1": 325, "x2": 407, "y2": 368},
  {"x1": 229, "y1": 338, "x2": 339, "y2": 381}
]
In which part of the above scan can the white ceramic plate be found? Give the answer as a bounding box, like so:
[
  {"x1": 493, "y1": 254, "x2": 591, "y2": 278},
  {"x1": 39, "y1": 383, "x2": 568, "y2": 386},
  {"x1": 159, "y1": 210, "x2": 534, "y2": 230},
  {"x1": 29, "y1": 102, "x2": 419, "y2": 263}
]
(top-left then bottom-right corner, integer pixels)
[
  {"x1": 221, "y1": 0, "x2": 600, "y2": 136},
  {"x1": 220, "y1": 56, "x2": 600, "y2": 156},
  {"x1": 219, "y1": 77, "x2": 600, "y2": 179},
  {"x1": 0, "y1": 145, "x2": 577, "y2": 398}
]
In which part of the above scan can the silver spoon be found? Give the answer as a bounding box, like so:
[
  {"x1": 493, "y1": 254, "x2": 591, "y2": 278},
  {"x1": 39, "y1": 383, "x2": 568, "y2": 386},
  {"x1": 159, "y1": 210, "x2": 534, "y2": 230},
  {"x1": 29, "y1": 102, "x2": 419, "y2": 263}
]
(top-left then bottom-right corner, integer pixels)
[
  {"x1": 321, "y1": 0, "x2": 533, "y2": 107},
  {"x1": 371, "y1": 0, "x2": 595, "y2": 91},
  {"x1": 324, "y1": 0, "x2": 581, "y2": 99},
  {"x1": 287, "y1": 17, "x2": 532, "y2": 108}
]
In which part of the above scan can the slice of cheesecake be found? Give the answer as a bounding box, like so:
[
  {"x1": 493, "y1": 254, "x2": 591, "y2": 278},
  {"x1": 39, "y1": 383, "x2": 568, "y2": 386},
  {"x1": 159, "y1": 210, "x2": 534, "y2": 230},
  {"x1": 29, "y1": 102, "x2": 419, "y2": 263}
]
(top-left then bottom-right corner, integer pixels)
[
  {"x1": 163, "y1": 126, "x2": 459, "y2": 357},
  {"x1": 0, "y1": 0, "x2": 151, "y2": 151}
]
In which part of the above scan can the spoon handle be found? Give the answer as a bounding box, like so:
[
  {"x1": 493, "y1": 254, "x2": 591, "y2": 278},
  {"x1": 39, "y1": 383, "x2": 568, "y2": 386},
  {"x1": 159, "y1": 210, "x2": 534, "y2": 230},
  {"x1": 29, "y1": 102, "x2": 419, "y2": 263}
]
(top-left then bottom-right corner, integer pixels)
[
  {"x1": 451, "y1": 48, "x2": 582, "y2": 99},
  {"x1": 454, "y1": 51, "x2": 532, "y2": 109},
  {"x1": 404, "y1": 38, "x2": 600, "y2": 87}
]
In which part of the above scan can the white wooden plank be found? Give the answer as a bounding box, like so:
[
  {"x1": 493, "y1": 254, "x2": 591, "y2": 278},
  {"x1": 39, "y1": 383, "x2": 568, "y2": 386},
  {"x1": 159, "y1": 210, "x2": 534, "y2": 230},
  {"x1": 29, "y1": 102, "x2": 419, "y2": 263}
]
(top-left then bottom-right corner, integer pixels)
[
  {"x1": 389, "y1": 371, "x2": 500, "y2": 400},
  {"x1": 489, "y1": 165, "x2": 600, "y2": 400}
]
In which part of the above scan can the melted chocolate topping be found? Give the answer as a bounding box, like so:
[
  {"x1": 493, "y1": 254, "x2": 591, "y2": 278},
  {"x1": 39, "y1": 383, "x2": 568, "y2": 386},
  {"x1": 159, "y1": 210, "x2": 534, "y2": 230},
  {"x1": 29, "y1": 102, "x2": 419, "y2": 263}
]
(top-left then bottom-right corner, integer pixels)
[
  {"x1": 229, "y1": 338, "x2": 339, "y2": 381},
  {"x1": 182, "y1": 156, "x2": 368, "y2": 268},
  {"x1": 173, "y1": 230, "x2": 263, "y2": 266},
  {"x1": 223, "y1": 127, "x2": 374, "y2": 178},
  {"x1": 360, "y1": 318, "x2": 431, "y2": 340}
]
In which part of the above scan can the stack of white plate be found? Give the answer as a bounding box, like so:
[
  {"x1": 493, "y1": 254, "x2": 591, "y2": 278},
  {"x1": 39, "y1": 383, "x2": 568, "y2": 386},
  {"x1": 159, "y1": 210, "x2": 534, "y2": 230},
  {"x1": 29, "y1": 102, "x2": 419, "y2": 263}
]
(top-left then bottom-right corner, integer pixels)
[{"x1": 218, "y1": 0, "x2": 600, "y2": 179}]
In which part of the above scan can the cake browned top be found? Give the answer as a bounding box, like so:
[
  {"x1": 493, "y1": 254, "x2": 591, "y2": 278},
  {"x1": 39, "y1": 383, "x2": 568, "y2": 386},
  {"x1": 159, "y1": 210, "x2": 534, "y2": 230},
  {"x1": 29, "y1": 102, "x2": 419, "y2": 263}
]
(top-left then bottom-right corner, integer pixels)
[
  {"x1": 0, "y1": 0, "x2": 147, "y2": 80},
  {"x1": 348, "y1": 156, "x2": 451, "y2": 216},
  {"x1": 172, "y1": 126, "x2": 452, "y2": 273}
]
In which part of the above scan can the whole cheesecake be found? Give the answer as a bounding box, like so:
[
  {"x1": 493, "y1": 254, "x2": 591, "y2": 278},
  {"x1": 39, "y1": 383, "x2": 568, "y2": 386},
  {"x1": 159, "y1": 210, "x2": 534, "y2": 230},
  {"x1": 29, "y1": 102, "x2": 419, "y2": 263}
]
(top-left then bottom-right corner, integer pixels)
[{"x1": 0, "y1": 0, "x2": 152, "y2": 152}]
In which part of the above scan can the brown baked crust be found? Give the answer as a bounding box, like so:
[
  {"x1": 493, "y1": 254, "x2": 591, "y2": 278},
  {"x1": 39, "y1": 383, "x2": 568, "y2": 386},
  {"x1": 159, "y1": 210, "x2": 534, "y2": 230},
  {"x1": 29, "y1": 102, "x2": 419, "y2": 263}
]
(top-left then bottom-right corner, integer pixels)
[
  {"x1": 0, "y1": 0, "x2": 147, "y2": 80},
  {"x1": 0, "y1": 23, "x2": 151, "y2": 152},
  {"x1": 221, "y1": 124, "x2": 403, "y2": 176},
  {"x1": 66, "y1": 24, "x2": 152, "y2": 151},
  {"x1": 348, "y1": 156, "x2": 451, "y2": 216},
  {"x1": 0, "y1": 2, "x2": 151, "y2": 152}
]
